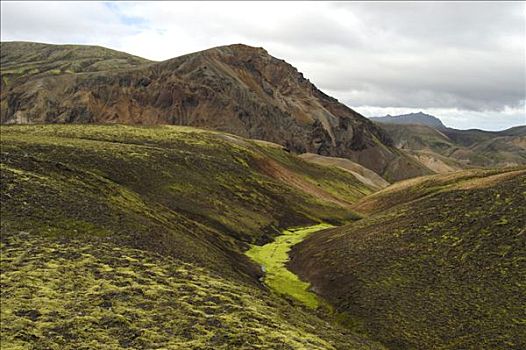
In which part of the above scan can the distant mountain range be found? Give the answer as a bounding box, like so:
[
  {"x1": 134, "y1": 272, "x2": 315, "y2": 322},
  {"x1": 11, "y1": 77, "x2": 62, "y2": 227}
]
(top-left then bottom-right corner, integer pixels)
[
  {"x1": 370, "y1": 112, "x2": 446, "y2": 129},
  {"x1": 369, "y1": 112, "x2": 526, "y2": 172}
]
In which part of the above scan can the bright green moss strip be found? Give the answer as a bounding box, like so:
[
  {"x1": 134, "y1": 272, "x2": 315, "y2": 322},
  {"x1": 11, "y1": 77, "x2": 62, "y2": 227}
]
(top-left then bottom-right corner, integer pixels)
[{"x1": 246, "y1": 223, "x2": 333, "y2": 308}]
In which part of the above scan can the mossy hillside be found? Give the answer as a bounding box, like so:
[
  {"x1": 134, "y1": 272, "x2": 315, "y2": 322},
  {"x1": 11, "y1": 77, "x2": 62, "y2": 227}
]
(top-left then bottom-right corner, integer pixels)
[
  {"x1": 379, "y1": 147, "x2": 435, "y2": 183},
  {"x1": 290, "y1": 168, "x2": 526, "y2": 349},
  {"x1": 1, "y1": 124, "x2": 368, "y2": 282},
  {"x1": 246, "y1": 224, "x2": 333, "y2": 309},
  {"x1": 353, "y1": 167, "x2": 524, "y2": 215},
  {"x1": 378, "y1": 123, "x2": 455, "y2": 153},
  {"x1": 0, "y1": 231, "x2": 386, "y2": 350},
  {"x1": 0, "y1": 41, "x2": 150, "y2": 86}
]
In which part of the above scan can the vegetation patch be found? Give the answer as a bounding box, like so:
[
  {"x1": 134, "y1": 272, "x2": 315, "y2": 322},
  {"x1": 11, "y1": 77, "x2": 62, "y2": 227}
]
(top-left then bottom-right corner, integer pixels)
[{"x1": 246, "y1": 224, "x2": 333, "y2": 308}]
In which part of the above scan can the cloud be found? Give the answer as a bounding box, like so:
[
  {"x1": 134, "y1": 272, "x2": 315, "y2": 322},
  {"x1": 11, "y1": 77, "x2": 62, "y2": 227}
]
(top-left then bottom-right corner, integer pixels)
[
  {"x1": 1, "y1": 1, "x2": 525, "y2": 130},
  {"x1": 0, "y1": 2, "x2": 138, "y2": 44}
]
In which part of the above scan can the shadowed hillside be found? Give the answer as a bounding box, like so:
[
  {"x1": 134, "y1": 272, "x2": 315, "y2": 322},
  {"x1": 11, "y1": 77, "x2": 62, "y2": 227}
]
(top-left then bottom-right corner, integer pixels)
[
  {"x1": 0, "y1": 41, "x2": 431, "y2": 181},
  {"x1": 290, "y1": 168, "x2": 526, "y2": 349}
]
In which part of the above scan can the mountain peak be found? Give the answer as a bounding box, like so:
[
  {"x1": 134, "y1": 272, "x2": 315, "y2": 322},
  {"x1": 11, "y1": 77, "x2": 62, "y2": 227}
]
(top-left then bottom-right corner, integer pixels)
[
  {"x1": 221, "y1": 43, "x2": 268, "y2": 53},
  {"x1": 370, "y1": 112, "x2": 446, "y2": 129},
  {"x1": 196, "y1": 43, "x2": 270, "y2": 59}
]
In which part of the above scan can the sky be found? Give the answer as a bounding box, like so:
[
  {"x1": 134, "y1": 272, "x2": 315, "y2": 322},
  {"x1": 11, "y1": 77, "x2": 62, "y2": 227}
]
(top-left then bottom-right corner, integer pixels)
[{"x1": 1, "y1": 1, "x2": 525, "y2": 130}]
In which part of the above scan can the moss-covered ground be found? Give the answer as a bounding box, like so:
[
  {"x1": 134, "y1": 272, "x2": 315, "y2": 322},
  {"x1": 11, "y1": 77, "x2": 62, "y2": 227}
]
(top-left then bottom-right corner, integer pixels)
[
  {"x1": 1, "y1": 231, "x2": 386, "y2": 350},
  {"x1": 290, "y1": 167, "x2": 526, "y2": 349},
  {"x1": 0, "y1": 124, "x2": 382, "y2": 349},
  {"x1": 246, "y1": 224, "x2": 333, "y2": 309},
  {"x1": 0, "y1": 125, "x2": 370, "y2": 282}
]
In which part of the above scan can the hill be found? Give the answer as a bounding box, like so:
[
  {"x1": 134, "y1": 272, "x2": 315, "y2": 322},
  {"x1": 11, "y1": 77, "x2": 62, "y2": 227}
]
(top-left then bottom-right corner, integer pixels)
[
  {"x1": 0, "y1": 41, "x2": 431, "y2": 181},
  {"x1": 0, "y1": 41, "x2": 150, "y2": 87},
  {"x1": 289, "y1": 168, "x2": 526, "y2": 349},
  {"x1": 0, "y1": 124, "x2": 386, "y2": 349},
  {"x1": 370, "y1": 112, "x2": 446, "y2": 129},
  {"x1": 298, "y1": 153, "x2": 390, "y2": 190},
  {"x1": 376, "y1": 123, "x2": 526, "y2": 172}
]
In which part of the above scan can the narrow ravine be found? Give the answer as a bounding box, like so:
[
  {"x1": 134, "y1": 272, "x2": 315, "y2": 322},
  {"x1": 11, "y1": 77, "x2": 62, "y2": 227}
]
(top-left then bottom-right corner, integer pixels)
[{"x1": 245, "y1": 223, "x2": 333, "y2": 308}]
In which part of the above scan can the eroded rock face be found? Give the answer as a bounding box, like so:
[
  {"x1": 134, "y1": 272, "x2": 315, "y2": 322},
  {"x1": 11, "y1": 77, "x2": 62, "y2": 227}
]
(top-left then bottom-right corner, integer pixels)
[{"x1": 1, "y1": 42, "x2": 429, "y2": 180}]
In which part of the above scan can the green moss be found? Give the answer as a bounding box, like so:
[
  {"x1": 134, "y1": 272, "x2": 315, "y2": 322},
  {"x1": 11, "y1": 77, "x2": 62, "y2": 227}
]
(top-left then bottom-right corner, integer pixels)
[
  {"x1": 246, "y1": 224, "x2": 332, "y2": 308},
  {"x1": 0, "y1": 42, "x2": 150, "y2": 81},
  {"x1": 0, "y1": 231, "x2": 384, "y2": 350}
]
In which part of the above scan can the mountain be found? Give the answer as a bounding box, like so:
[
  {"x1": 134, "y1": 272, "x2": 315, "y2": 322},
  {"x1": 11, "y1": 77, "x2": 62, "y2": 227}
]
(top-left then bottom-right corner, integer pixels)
[
  {"x1": 376, "y1": 123, "x2": 526, "y2": 172},
  {"x1": 1, "y1": 124, "x2": 386, "y2": 349},
  {"x1": 0, "y1": 41, "x2": 431, "y2": 182},
  {"x1": 370, "y1": 112, "x2": 447, "y2": 129},
  {"x1": 289, "y1": 167, "x2": 526, "y2": 349}
]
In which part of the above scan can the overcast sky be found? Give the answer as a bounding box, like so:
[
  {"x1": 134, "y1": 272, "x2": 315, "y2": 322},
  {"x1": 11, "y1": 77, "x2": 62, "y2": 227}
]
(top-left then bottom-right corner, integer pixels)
[{"x1": 2, "y1": 1, "x2": 525, "y2": 130}]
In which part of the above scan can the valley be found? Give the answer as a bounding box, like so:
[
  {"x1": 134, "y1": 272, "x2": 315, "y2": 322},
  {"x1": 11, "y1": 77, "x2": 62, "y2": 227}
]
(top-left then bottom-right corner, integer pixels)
[
  {"x1": 1, "y1": 40, "x2": 525, "y2": 350},
  {"x1": 290, "y1": 167, "x2": 526, "y2": 349},
  {"x1": 1, "y1": 124, "x2": 385, "y2": 349},
  {"x1": 2, "y1": 124, "x2": 523, "y2": 349}
]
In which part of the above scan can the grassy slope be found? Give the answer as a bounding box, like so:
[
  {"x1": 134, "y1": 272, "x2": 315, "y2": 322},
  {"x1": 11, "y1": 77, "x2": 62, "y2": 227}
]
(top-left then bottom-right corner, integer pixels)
[
  {"x1": 0, "y1": 41, "x2": 150, "y2": 84},
  {"x1": 352, "y1": 168, "x2": 523, "y2": 215},
  {"x1": 1, "y1": 124, "x2": 383, "y2": 349},
  {"x1": 290, "y1": 167, "x2": 526, "y2": 349}
]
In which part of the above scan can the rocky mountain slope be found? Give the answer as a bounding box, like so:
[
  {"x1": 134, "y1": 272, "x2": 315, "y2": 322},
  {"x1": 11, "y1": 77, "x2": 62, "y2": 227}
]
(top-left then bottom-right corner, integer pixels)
[
  {"x1": 290, "y1": 168, "x2": 526, "y2": 349},
  {"x1": 1, "y1": 124, "x2": 387, "y2": 349},
  {"x1": 0, "y1": 41, "x2": 431, "y2": 181},
  {"x1": 370, "y1": 112, "x2": 446, "y2": 129}
]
